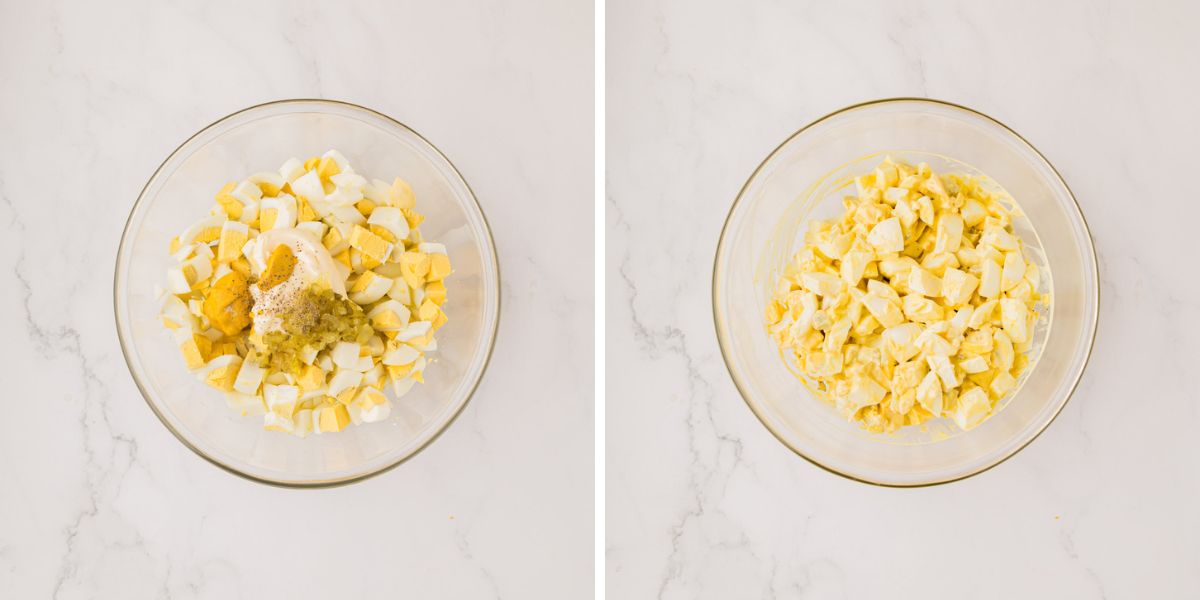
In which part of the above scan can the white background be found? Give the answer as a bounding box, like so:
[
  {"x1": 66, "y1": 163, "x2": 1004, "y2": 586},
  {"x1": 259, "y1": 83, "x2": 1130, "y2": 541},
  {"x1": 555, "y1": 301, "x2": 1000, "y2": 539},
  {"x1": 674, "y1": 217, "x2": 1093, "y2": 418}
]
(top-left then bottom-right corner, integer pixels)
[
  {"x1": 0, "y1": 1, "x2": 593, "y2": 598},
  {"x1": 608, "y1": 1, "x2": 1198, "y2": 598}
]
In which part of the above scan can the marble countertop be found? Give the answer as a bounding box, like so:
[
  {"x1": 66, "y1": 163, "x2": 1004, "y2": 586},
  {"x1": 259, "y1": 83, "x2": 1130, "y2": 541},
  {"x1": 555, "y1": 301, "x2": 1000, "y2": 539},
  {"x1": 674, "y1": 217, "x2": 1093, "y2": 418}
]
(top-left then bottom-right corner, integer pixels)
[
  {"x1": 0, "y1": 1, "x2": 593, "y2": 598},
  {"x1": 607, "y1": 1, "x2": 1199, "y2": 598}
]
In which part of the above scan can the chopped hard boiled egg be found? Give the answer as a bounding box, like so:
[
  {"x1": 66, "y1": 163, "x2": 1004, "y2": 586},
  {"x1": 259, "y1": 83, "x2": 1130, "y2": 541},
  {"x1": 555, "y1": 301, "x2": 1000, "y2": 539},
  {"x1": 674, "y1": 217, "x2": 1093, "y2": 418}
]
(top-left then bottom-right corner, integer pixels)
[{"x1": 766, "y1": 158, "x2": 1049, "y2": 433}]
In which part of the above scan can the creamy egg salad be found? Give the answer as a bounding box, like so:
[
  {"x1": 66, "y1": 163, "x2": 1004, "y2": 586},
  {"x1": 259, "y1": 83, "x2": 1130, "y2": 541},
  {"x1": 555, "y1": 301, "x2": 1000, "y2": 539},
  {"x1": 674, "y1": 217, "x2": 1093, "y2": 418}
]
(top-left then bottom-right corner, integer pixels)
[
  {"x1": 159, "y1": 150, "x2": 452, "y2": 436},
  {"x1": 766, "y1": 158, "x2": 1049, "y2": 433}
]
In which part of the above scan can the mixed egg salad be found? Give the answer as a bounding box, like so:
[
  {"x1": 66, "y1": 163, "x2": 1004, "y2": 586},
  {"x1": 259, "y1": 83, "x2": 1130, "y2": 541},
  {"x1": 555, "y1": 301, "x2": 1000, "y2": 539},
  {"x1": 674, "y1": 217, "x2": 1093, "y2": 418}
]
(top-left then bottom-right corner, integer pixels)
[
  {"x1": 766, "y1": 158, "x2": 1049, "y2": 433},
  {"x1": 159, "y1": 150, "x2": 451, "y2": 437}
]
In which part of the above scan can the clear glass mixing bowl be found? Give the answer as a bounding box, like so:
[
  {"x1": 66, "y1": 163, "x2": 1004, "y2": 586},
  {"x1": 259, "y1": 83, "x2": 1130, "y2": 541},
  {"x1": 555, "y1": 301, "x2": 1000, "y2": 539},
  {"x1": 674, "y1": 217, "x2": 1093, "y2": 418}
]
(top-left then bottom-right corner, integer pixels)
[
  {"x1": 713, "y1": 98, "x2": 1098, "y2": 486},
  {"x1": 115, "y1": 99, "x2": 500, "y2": 487}
]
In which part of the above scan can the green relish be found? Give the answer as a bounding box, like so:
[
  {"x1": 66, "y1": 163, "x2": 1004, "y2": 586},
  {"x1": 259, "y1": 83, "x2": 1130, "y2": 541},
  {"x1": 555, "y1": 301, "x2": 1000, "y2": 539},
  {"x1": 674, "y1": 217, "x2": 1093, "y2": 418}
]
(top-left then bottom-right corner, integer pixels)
[{"x1": 256, "y1": 285, "x2": 373, "y2": 376}]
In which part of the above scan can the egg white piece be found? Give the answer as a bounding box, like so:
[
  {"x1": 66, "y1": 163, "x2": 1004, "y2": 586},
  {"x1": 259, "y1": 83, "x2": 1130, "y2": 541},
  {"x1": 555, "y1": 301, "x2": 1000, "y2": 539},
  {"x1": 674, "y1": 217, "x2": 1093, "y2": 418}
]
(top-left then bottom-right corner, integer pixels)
[
  {"x1": 179, "y1": 216, "x2": 225, "y2": 246},
  {"x1": 360, "y1": 399, "x2": 392, "y2": 423},
  {"x1": 368, "y1": 207, "x2": 410, "y2": 240},
  {"x1": 262, "y1": 193, "x2": 298, "y2": 229},
  {"x1": 322, "y1": 149, "x2": 351, "y2": 172},
  {"x1": 278, "y1": 157, "x2": 305, "y2": 182},
  {"x1": 417, "y1": 242, "x2": 447, "y2": 255},
  {"x1": 331, "y1": 172, "x2": 366, "y2": 190},
  {"x1": 290, "y1": 170, "x2": 326, "y2": 204}
]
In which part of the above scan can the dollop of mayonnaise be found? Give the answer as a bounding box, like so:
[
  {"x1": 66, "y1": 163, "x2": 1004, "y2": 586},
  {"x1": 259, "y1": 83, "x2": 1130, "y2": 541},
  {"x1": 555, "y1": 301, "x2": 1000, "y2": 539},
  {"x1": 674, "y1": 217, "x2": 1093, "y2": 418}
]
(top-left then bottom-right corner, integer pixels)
[{"x1": 249, "y1": 228, "x2": 347, "y2": 333}]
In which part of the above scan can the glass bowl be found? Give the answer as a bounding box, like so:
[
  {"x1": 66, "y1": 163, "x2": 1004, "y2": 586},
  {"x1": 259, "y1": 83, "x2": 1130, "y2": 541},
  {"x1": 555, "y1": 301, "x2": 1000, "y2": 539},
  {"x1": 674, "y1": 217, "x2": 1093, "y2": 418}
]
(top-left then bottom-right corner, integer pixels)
[
  {"x1": 115, "y1": 99, "x2": 500, "y2": 487},
  {"x1": 713, "y1": 98, "x2": 1098, "y2": 486}
]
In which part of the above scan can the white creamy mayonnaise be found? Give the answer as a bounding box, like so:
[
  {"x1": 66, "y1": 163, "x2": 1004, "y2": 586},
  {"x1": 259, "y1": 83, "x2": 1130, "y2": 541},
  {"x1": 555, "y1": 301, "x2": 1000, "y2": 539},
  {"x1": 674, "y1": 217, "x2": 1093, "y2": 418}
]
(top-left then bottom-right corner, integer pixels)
[{"x1": 249, "y1": 228, "x2": 347, "y2": 333}]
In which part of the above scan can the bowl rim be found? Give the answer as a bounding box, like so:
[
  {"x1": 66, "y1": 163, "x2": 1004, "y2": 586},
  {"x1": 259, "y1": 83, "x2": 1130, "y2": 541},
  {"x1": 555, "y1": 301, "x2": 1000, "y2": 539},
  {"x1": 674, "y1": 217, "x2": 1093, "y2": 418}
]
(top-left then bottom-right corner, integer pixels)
[
  {"x1": 113, "y1": 98, "x2": 501, "y2": 489},
  {"x1": 711, "y1": 97, "x2": 1099, "y2": 488}
]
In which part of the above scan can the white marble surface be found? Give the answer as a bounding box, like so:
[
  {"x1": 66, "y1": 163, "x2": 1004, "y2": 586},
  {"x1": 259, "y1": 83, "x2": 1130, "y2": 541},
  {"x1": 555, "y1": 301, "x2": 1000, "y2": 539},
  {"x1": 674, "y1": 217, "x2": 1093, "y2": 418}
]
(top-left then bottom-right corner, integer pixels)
[
  {"x1": 608, "y1": 1, "x2": 1198, "y2": 597},
  {"x1": 0, "y1": 1, "x2": 593, "y2": 598}
]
